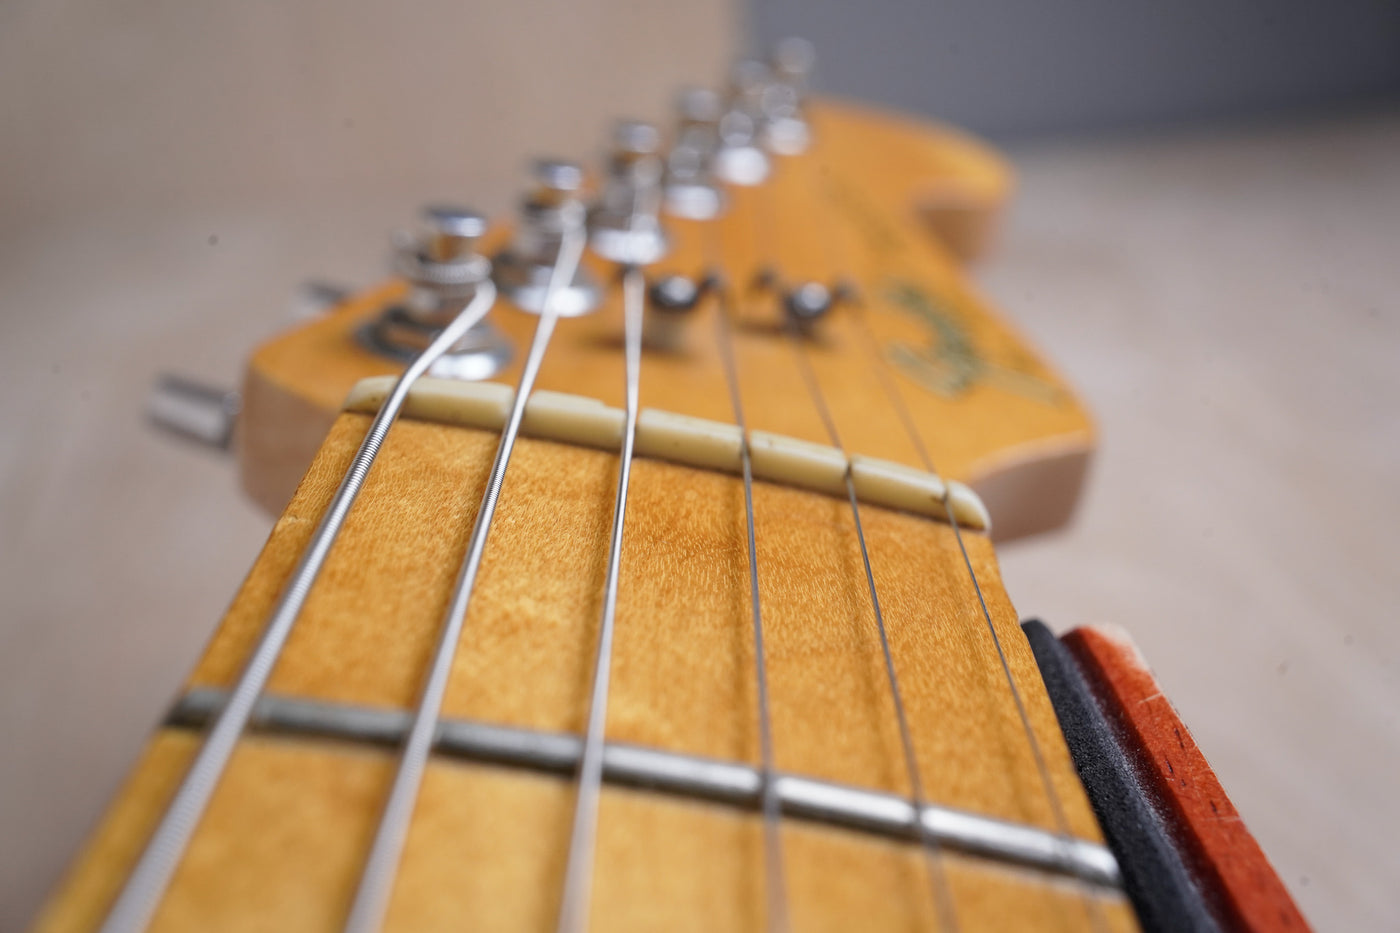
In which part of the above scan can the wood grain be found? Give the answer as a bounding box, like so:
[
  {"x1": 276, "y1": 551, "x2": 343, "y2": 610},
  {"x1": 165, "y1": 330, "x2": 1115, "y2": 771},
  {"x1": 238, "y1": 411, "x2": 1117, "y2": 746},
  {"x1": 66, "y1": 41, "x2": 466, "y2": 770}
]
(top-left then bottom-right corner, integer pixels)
[
  {"x1": 39, "y1": 409, "x2": 1128, "y2": 930},
  {"x1": 37, "y1": 733, "x2": 1139, "y2": 933}
]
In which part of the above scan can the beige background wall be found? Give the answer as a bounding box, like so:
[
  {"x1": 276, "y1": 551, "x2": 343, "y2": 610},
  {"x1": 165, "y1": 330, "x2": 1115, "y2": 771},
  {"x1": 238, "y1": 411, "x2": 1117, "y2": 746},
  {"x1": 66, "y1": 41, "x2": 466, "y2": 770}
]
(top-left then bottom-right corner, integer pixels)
[{"x1": 3, "y1": 2, "x2": 1398, "y2": 932}]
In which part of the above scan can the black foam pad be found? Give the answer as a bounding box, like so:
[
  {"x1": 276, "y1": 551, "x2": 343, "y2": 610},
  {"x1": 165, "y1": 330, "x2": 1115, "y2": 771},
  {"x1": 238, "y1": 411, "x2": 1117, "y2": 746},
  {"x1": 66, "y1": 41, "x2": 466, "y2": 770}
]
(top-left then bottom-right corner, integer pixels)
[{"x1": 1022, "y1": 618, "x2": 1222, "y2": 933}]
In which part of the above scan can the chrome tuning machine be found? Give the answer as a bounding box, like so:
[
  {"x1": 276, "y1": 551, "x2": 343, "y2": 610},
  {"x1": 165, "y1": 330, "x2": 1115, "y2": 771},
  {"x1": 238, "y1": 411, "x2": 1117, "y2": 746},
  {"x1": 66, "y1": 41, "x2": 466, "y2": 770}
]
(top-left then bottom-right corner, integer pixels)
[
  {"x1": 664, "y1": 88, "x2": 726, "y2": 220},
  {"x1": 359, "y1": 205, "x2": 511, "y2": 381},
  {"x1": 493, "y1": 159, "x2": 600, "y2": 316},
  {"x1": 714, "y1": 60, "x2": 773, "y2": 186},
  {"x1": 589, "y1": 120, "x2": 669, "y2": 266},
  {"x1": 763, "y1": 37, "x2": 816, "y2": 155}
]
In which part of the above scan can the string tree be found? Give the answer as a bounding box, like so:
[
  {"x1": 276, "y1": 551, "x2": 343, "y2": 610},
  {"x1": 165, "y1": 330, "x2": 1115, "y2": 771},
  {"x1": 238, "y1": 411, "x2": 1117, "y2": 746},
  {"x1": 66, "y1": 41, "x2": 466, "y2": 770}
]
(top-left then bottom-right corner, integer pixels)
[
  {"x1": 644, "y1": 273, "x2": 714, "y2": 352},
  {"x1": 588, "y1": 119, "x2": 669, "y2": 267},
  {"x1": 493, "y1": 159, "x2": 601, "y2": 316},
  {"x1": 783, "y1": 280, "x2": 834, "y2": 336},
  {"x1": 358, "y1": 204, "x2": 512, "y2": 381}
]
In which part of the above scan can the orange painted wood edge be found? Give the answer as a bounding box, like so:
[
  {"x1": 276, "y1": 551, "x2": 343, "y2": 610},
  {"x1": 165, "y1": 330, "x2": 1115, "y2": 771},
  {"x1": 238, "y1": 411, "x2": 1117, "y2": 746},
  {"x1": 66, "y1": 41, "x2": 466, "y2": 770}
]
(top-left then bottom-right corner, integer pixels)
[{"x1": 1061, "y1": 626, "x2": 1311, "y2": 933}]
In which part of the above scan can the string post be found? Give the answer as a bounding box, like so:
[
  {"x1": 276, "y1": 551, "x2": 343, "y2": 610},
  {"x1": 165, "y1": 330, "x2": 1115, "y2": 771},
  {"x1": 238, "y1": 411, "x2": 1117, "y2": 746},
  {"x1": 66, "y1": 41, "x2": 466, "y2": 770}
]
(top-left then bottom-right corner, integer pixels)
[
  {"x1": 665, "y1": 87, "x2": 725, "y2": 220},
  {"x1": 494, "y1": 159, "x2": 601, "y2": 316},
  {"x1": 763, "y1": 38, "x2": 816, "y2": 155},
  {"x1": 359, "y1": 205, "x2": 511, "y2": 380},
  {"x1": 589, "y1": 120, "x2": 669, "y2": 266}
]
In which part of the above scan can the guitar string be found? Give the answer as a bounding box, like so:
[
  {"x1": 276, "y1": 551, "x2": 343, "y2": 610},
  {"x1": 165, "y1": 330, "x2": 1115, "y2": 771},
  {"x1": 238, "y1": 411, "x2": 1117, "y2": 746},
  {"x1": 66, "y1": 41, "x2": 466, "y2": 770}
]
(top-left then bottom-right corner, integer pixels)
[
  {"x1": 848, "y1": 295, "x2": 1109, "y2": 933},
  {"x1": 705, "y1": 217, "x2": 791, "y2": 933},
  {"x1": 743, "y1": 170, "x2": 961, "y2": 932},
  {"x1": 785, "y1": 313, "x2": 962, "y2": 933},
  {"x1": 343, "y1": 220, "x2": 587, "y2": 933},
  {"x1": 818, "y1": 158, "x2": 1109, "y2": 931},
  {"x1": 553, "y1": 262, "x2": 645, "y2": 933},
  {"x1": 96, "y1": 282, "x2": 500, "y2": 933}
]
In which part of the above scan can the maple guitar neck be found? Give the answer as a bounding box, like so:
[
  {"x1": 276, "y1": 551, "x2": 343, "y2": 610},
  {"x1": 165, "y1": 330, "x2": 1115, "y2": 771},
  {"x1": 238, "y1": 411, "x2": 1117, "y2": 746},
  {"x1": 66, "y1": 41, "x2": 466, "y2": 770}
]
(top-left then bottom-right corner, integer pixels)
[{"x1": 36, "y1": 81, "x2": 1305, "y2": 933}]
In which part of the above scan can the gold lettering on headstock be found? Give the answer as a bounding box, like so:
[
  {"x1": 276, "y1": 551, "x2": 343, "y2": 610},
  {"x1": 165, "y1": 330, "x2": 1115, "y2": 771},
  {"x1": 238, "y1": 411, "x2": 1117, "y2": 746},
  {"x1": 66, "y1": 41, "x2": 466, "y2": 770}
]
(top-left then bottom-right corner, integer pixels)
[{"x1": 883, "y1": 281, "x2": 1066, "y2": 406}]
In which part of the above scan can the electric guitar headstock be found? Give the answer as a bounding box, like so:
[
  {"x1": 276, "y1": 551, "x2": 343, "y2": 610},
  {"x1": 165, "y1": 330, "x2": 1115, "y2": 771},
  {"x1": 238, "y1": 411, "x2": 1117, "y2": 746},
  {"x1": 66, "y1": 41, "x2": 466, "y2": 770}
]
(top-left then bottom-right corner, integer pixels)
[{"x1": 165, "y1": 44, "x2": 1095, "y2": 543}]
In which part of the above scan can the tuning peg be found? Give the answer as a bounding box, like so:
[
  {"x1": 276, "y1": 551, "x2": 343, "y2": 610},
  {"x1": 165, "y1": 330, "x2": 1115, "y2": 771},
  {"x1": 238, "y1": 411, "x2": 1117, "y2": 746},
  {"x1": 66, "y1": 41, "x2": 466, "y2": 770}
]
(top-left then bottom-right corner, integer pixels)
[
  {"x1": 424, "y1": 205, "x2": 488, "y2": 263},
  {"x1": 770, "y1": 37, "x2": 816, "y2": 91},
  {"x1": 493, "y1": 159, "x2": 600, "y2": 315},
  {"x1": 664, "y1": 89, "x2": 726, "y2": 220},
  {"x1": 356, "y1": 205, "x2": 511, "y2": 378},
  {"x1": 763, "y1": 38, "x2": 816, "y2": 155},
  {"x1": 147, "y1": 375, "x2": 240, "y2": 451},
  {"x1": 714, "y1": 61, "x2": 773, "y2": 185},
  {"x1": 590, "y1": 120, "x2": 668, "y2": 266}
]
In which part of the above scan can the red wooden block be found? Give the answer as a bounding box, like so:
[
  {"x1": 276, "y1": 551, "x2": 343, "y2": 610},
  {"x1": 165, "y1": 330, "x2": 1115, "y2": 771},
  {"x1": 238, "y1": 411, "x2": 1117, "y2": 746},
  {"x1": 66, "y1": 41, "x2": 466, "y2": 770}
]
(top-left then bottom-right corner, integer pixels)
[{"x1": 1063, "y1": 626, "x2": 1311, "y2": 933}]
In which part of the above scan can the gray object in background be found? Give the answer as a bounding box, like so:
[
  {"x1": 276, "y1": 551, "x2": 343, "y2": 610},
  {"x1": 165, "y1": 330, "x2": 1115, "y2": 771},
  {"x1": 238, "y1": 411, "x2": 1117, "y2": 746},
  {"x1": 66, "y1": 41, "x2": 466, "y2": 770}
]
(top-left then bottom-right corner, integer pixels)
[{"x1": 750, "y1": 0, "x2": 1400, "y2": 138}]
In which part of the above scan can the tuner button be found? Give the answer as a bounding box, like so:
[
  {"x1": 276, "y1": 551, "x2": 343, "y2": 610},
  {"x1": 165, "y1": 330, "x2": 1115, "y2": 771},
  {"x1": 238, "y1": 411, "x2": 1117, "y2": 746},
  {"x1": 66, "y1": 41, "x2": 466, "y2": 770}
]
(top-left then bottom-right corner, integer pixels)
[{"x1": 147, "y1": 374, "x2": 240, "y2": 451}]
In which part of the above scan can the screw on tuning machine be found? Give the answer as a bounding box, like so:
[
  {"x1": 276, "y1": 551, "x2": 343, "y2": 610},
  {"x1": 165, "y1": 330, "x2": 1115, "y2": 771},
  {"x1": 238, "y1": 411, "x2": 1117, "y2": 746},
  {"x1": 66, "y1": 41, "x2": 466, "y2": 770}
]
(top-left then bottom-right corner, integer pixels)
[
  {"x1": 589, "y1": 120, "x2": 669, "y2": 266},
  {"x1": 664, "y1": 88, "x2": 726, "y2": 220},
  {"x1": 493, "y1": 159, "x2": 601, "y2": 316},
  {"x1": 357, "y1": 205, "x2": 512, "y2": 380}
]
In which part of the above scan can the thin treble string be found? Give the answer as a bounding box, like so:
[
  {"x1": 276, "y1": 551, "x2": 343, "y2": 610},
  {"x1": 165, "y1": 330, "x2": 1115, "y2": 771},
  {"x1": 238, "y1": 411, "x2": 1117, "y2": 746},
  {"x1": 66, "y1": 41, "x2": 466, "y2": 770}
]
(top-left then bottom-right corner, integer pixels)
[
  {"x1": 553, "y1": 263, "x2": 645, "y2": 933},
  {"x1": 97, "y1": 282, "x2": 500, "y2": 933},
  {"x1": 343, "y1": 222, "x2": 587, "y2": 933},
  {"x1": 748, "y1": 147, "x2": 960, "y2": 930},
  {"x1": 784, "y1": 314, "x2": 961, "y2": 933},
  {"x1": 706, "y1": 218, "x2": 790, "y2": 933},
  {"x1": 831, "y1": 174, "x2": 1107, "y2": 931}
]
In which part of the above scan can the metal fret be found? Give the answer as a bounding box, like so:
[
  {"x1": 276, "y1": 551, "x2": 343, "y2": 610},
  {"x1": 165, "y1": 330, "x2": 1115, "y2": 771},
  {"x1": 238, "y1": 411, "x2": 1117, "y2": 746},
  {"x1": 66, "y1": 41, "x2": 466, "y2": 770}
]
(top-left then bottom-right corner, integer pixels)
[{"x1": 167, "y1": 688, "x2": 1123, "y2": 889}]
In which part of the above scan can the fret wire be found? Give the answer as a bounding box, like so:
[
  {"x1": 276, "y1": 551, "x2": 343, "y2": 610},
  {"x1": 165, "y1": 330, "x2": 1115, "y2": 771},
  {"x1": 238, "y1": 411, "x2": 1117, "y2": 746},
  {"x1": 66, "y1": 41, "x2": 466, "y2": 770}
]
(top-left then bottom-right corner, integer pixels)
[
  {"x1": 711, "y1": 265, "x2": 790, "y2": 933},
  {"x1": 342, "y1": 222, "x2": 586, "y2": 933},
  {"x1": 554, "y1": 263, "x2": 645, "y2": 933},
  {"x1": 96, "y1": 282, "x2": 499, "y2": 933},
  {"x1": 785, "y1": 316, "x2": 962, "y2": 933},
  {"x1": 840, "y1": 234, "x2": 1108, "y2": 932}
]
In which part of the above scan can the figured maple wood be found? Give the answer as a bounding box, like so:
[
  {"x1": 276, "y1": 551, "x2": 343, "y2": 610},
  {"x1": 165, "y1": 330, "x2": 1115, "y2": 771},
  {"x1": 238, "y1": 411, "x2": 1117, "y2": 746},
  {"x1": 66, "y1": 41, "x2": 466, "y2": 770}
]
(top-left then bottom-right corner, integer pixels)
[
  {"x1": 238, "y1": 101, "x2": 1093, "y2": 538},
  {"x1": 38, "y1": 735, "x2": 1138, "y2": 933},
  {"x1": 40, "y1": 411, "x2": 1132, "y2": 931}
]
